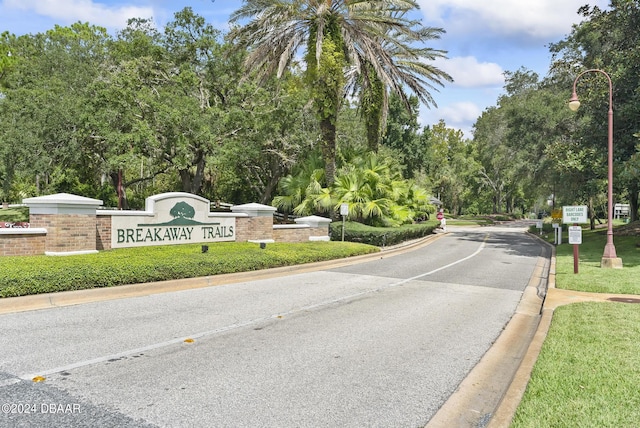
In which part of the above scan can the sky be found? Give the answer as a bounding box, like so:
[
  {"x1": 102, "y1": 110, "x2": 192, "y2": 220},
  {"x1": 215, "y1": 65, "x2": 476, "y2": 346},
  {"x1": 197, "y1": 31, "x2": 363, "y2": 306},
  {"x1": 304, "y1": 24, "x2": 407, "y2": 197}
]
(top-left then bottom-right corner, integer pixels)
[{"x1": 0, "y1": 0, "x2": 611, "y2": 138}]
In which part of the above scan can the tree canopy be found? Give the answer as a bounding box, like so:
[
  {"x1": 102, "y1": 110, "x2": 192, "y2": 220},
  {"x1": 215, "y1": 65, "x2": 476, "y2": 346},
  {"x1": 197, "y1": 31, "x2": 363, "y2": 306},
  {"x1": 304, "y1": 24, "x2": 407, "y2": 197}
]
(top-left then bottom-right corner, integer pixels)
[{"x1": 1, "y1": 2, "x2": 638, "y2": 223}]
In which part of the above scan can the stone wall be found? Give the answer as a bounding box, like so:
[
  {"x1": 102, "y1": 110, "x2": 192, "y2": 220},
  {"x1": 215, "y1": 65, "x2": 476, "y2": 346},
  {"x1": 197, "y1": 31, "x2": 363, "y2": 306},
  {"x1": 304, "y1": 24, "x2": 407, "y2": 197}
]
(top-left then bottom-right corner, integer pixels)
[
  {"x1": 235, "y1": 216, "x2": 273, "y2": 242},
  {"x1": 96, "y1": 215, "x2": 112, "y2": 251},
  {"x1": 23, "y1": 194, "x2": 102, "y2": 256},
  {"x1": 0, "y1": 194, "x2": 332, "y2": 257},
  {"x1": 0, "y1": 230, "x2": 46, "y2": 256},
  {"x1": 31, "y1": 213, "x2": 97, "y2": 254},
  {"x1": 273, "y1": 224, "x2": 330, "y2": 243}
]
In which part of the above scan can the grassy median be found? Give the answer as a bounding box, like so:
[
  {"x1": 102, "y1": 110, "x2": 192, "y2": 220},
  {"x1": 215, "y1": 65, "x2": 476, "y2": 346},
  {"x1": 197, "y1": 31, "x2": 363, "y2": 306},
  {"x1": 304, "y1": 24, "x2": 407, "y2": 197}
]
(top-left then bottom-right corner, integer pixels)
[{"x1": 513, "y1": 224, "x2": 640, "y2": 427}]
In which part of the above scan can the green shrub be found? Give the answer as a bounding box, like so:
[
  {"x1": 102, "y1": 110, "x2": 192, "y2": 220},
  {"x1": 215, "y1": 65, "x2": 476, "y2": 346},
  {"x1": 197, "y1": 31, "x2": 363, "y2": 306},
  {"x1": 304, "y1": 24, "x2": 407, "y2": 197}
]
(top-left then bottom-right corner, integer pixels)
[
  {"x1": 330, "y1": 221, "x2": 438, "y2": 246},
  {"x1": 0, "y1": 242, "x2": 379, "y2": 298}
]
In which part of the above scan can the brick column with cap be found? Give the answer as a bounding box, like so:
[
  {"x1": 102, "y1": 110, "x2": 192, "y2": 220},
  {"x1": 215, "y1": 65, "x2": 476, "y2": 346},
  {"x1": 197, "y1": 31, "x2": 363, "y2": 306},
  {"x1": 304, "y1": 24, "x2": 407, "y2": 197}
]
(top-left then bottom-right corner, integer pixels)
[
  {"x1": 231, "y1": 203, "x2": 276, "y2": 242},
  {"x1": 24, "y1": 193, "x2": 103, "y2": 256}
]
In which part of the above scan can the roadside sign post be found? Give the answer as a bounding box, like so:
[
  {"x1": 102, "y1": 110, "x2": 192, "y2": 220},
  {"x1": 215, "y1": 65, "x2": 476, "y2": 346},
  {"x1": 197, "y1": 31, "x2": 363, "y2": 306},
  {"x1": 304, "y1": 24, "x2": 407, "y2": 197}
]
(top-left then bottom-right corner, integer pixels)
[
  {"x1": 568, "y1": 225, "x2": 583, "y2": 273},
  {"x1": 563, "y1": 206, "x2": 588, "y2": 274},
  {"x1": 552, "y1": 223, "x2": 562, "y2": 245},
  {"x1": 536, "y1": 220, "x2": 543, "y2": 235},
  {"x1": 551, "y1": 209, "x2": 563, "y2": 244},
  {"x1": 340, "y1": 203, "x2": 349, "y2": 242}
]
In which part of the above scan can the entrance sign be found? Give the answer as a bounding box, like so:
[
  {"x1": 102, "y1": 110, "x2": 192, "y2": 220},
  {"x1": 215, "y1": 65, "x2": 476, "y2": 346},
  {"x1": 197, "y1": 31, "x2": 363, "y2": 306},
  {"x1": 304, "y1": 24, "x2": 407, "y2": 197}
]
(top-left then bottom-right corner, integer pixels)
[
  {"x1": 568, "y1": 226, "x2": 582, "y2": 245},
  {"x1": 110, "y1": 193, "x2": 235, "y2": 249},
  {"x1": 562, "y1": 205, "x2": 588, "y2": 224}
]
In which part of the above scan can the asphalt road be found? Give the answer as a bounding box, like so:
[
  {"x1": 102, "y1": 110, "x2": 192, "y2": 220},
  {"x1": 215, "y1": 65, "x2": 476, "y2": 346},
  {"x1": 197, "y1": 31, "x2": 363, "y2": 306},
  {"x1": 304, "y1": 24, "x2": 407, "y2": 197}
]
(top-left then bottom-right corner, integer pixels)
[{"x1": 0, "y1": 223, "x2": 548, "y2": 428}]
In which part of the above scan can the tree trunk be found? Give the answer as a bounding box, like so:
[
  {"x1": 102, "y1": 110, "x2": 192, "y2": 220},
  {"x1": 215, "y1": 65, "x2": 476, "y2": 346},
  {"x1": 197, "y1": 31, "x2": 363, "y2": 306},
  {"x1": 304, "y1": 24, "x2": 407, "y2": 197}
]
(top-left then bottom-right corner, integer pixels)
[
  {"x1": 589, "y1": 196, "x2": 595, "y2": 230},
  {"x1": 110, "y1": 171, "x2": 129, "y2": 210},
  {"x1": 319, "y1": 117, "x2": 337, "y2": 187},
  {"x1": 192, "y1": 155, "x2": 206, "y2": 194},
  {"x1": 630, "y1": 182, "x2": 639, "y2": 222},
  {"x1": 260, "y1": 166, "x2": 283, "y2": 205},
  {"x1": 179, "y1": 151, "x2": 206, "y2": 194}
]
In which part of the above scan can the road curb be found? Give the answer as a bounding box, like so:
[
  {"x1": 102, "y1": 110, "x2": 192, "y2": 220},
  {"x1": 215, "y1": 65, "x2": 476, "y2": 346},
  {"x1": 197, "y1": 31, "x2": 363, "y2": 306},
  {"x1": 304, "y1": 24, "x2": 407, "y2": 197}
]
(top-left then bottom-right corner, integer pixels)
[{"x1": 485, "y1": 242, "x2": 555, "y2": 428}]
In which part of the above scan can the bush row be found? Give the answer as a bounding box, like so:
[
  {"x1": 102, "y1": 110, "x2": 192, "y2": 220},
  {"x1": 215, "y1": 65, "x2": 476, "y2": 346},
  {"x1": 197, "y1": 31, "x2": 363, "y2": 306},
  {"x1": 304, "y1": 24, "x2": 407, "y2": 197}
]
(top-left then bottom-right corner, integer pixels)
[
  {"x1": 0, "y1": 242, "x2": 378, "y2": 298},
  {"x1": 330, "y1": 221, "x2": 438, "y2": 246}
]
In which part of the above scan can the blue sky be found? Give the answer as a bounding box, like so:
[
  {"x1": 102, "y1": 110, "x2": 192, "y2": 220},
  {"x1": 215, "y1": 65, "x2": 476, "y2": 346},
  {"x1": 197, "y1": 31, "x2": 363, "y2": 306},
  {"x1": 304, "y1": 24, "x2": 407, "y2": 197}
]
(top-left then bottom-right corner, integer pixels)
[{"x1": 0, "y1": 0, "x2": 610, "y2": 137}]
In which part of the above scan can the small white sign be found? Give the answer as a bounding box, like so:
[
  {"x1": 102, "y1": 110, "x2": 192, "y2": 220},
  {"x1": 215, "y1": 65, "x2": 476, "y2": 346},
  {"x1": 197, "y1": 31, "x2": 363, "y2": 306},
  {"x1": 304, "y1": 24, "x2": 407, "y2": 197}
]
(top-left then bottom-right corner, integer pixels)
[
  {"x1": 562, "y1": 205, "x2": 588, "y2": 224},
  {"x1": 568, "y1": 226, "x2": 582, "y2": 244},
  {"x1": 340, "y1": 203, "x2": 349, "y2": 216}
]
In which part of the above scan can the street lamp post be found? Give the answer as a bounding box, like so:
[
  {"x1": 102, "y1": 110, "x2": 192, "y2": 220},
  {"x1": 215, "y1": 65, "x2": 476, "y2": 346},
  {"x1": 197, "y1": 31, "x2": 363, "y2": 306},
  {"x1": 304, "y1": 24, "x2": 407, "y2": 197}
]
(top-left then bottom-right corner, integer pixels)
[{"x1": 569, "y1": 69, "x2": 622, "y2": 268}]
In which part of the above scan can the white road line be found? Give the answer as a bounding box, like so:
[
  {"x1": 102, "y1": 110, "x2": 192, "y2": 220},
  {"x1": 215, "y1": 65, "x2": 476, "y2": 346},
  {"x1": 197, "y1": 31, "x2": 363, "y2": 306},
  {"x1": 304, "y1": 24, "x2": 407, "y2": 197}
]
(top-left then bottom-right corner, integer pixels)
[{"x1": 19, "y1": 235, "x2": 489, "y2": 381}]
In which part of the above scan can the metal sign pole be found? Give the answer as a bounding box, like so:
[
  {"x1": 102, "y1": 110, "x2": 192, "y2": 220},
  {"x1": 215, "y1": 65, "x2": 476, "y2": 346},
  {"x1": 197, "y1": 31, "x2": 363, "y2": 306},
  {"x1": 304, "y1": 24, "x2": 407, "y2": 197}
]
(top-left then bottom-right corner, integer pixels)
[{"x1": 340, "y1": 203, "x2": 348, "y2": 242}]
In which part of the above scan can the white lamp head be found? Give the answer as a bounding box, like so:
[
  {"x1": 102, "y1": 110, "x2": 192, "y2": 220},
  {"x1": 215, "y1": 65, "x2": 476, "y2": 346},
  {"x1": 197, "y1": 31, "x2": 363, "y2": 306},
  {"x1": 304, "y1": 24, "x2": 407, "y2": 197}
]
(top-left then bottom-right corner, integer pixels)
[{"x1": 568, "y1": 92, "x2": 580, "y2": 111}]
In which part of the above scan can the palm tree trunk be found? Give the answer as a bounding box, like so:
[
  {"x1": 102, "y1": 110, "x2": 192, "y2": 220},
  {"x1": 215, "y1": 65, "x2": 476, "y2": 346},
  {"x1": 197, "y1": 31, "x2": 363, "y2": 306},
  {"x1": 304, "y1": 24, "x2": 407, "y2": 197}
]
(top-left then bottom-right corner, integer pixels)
[{"x1": 320, "y1": 117, "x2": 337, "y2": 186}]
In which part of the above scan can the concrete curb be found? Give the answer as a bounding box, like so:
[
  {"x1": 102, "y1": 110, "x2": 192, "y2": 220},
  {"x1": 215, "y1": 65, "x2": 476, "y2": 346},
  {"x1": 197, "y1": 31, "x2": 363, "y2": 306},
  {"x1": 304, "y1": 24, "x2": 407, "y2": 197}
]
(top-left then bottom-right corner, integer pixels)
[
  {"x1": 485, "y1": 244, "x2": 556, "y2": 428},
  {"x1": 0, "y1": 233, "x2": 445, "y2": 315}
]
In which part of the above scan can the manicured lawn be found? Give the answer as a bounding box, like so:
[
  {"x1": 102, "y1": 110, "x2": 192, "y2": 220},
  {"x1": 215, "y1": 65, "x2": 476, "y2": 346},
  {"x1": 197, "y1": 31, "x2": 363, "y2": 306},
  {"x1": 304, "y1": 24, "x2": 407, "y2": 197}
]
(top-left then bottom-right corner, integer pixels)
[
  {"x1": 554, "y1": 228, "x2": 640, "y2": 294},
  {"x1": 512, "y1": 302, "x2": 640, "y2": 427},
  {"x1": 513, "y1": 223, "x2": 640, "y2": 427}
]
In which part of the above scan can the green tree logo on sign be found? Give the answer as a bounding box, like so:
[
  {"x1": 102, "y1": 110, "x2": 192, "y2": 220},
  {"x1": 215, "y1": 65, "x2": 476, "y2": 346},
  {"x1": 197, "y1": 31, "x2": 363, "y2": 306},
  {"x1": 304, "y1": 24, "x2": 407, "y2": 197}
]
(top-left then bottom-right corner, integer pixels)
[{"x1": 170, "y1": 202, "x2": 196, "y2": 220}]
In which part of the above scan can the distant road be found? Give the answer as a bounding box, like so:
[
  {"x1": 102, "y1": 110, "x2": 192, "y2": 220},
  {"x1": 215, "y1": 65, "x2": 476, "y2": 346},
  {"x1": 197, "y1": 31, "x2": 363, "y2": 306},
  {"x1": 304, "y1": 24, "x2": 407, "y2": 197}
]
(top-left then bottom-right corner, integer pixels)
[{"x1": 0, "y1": 223, "x2": 548, "y2": 427}]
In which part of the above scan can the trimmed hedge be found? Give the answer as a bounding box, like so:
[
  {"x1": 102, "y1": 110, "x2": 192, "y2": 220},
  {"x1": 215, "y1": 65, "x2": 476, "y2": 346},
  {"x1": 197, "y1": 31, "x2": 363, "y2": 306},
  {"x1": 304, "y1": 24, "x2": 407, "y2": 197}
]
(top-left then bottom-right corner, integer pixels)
[
  {"x1": 330, "y1": 221, "x2": 438, "y2": 246},
  {"x1": 0, "y1": 241, "x2": 378, "y2": 298}
]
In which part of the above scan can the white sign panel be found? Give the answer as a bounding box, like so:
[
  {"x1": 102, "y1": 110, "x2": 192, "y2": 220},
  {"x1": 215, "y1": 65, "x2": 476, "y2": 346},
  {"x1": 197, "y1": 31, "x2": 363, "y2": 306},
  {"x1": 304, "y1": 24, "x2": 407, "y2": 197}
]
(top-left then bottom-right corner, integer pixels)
[
  {"x1": 110, "y1": 193, "x2": 235, "y2": 248},
  {"x1": 562, "y1": 205, "x2": 588, "y2": 224},
  {"x1": 568, "y1": 226, "x2": 582, "y2": 244}
]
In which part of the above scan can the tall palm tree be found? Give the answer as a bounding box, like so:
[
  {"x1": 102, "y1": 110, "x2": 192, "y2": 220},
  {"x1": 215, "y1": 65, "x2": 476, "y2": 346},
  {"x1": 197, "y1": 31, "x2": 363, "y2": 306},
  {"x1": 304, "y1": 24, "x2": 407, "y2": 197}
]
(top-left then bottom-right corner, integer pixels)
[
  {"x1": 230, "y1": 0, "x2": 451, "y2": 185},
  {"x1": 349, "y1": 24, "x2": 453, "y2": 152}
]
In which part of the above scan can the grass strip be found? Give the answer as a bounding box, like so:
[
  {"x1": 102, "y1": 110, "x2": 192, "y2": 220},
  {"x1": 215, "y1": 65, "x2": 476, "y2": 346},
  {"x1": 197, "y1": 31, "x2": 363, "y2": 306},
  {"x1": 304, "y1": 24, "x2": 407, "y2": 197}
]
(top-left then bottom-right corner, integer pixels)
[{"x1": 511, "y1": 302, "x2": 640, "y2": 428}]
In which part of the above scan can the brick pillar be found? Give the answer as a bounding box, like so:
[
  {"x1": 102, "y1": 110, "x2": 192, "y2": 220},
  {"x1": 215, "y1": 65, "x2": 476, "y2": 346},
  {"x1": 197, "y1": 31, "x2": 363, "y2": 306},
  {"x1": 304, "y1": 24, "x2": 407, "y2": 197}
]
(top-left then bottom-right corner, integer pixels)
[
  {"x1": 295, "y1": 215, "x2": 332, "y2": 241},
  {"x1": 24, "y1": 193, "x2": 103, "y2": 256},
  {"x1": 231, "y1": 203, "x2": 276, "y2": 242}
]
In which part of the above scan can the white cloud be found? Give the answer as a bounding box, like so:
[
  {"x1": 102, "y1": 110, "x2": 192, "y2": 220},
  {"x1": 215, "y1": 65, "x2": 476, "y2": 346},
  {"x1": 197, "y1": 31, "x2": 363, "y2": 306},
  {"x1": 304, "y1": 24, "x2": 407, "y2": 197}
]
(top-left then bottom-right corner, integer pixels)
[
  {"x1": 438, "y1": 101, "x2": 482, "y2": 126},
  {"x1": 419, "y1": 101, "x2": 482, "y2": 138},
  {"x1": 418, "y1": 0, "x2": 610, "y2": 39},
  {"x1": 435, "y1": 56, "x2": 504, "y2": 88},
  {"x1": 4, "y1": 0, "x2": 154, "y2": 30}
]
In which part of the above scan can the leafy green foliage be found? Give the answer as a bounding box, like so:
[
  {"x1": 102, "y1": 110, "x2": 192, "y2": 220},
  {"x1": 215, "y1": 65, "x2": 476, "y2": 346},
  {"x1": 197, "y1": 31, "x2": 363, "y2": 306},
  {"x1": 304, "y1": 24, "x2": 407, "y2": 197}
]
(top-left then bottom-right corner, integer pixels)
[
  {"x1": 548, "y1": 2, "x2": 640, "y2": 221},
  {"x1": 0, "y1": 206, "x2": 28, "y2": 222},
  {"x1": 329, "y1": 220, "x2": 438, "y2": 246},
  {"x1": 230, "y1": 0, "x2": 451, "y2": 185},
  {"x1": 273, "y1": 150, "x2": 436, "y2": 225}
]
